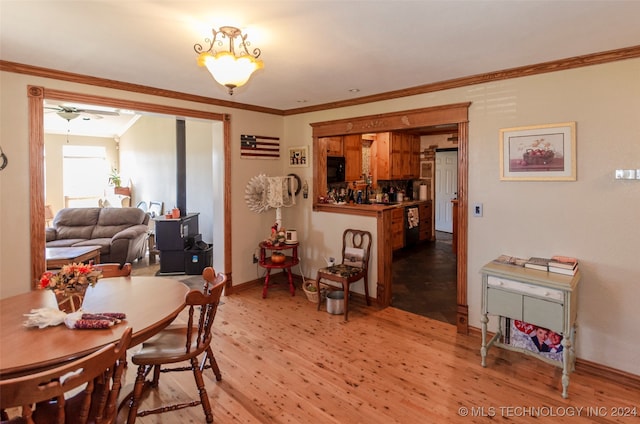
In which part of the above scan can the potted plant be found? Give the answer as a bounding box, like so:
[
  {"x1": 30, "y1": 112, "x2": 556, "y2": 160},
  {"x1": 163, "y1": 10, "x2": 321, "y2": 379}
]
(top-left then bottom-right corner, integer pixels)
[
  {"x1": 108, "y1": 168, "x2": 130, "y2": 196},
  {"x1": 108, "y1": 167, "x2": 121, "y2": 187}
]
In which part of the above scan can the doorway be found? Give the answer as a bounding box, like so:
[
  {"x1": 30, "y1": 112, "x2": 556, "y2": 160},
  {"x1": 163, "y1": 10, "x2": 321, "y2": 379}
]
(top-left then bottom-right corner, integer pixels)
[
  {"x1": 28, "y1": 86, "x2": 230, "y2": 288},
  {"x1": 391, "y1": 232, "x2": 457, "y2": 324},
  {"x1": 392, "y1": 148, "x2": 458, "y2": 325}
]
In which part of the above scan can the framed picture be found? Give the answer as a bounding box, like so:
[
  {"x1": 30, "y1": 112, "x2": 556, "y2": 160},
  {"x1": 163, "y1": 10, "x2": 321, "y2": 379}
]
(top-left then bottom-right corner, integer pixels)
[
  {"x1": 499, "y1": 122, "x2": 576, "y2": 181},
  {"x1": 419, "y1": 161, "x2": 432, "y2": 179},
  {"x1": 288, "y1": 146, "x2": 309, "y2": 167}
]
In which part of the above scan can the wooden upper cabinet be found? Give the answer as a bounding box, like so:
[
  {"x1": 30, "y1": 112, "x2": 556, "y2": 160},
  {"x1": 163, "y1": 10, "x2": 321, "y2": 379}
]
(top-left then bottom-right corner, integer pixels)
[
  {"x1": 322, "y1": 136, "x2": 343, "y2": 156},
  {"x1": 375, "y1": 132, "x2": 420, "y2": 180},
  {"x1": 374, "y1": 132, "x2": 391, "y2": 180},
  {"x1": 410, "y1": 134, "x2": 421, "y2": 178},
  {"x1": 344, "y1": 134, "x2": 363, "y2": 182}
]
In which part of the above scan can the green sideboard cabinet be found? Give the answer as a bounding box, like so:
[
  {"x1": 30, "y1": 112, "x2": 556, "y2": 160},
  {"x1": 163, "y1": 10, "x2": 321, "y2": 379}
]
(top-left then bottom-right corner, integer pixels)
[{"x1": 480, "y1": 261, "x2": 580, "y2": 398}]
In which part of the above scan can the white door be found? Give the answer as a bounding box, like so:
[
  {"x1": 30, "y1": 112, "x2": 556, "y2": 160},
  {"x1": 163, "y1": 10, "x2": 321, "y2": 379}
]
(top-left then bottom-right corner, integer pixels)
[{"x1": 435, "y1": 150, "x2": 458, "y2": 233}]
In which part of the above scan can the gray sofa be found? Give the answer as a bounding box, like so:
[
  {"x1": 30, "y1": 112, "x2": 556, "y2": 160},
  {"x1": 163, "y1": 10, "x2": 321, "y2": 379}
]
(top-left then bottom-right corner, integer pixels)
[{"x1": 46, "y1": 207, "x2": 150, "y2": 265}]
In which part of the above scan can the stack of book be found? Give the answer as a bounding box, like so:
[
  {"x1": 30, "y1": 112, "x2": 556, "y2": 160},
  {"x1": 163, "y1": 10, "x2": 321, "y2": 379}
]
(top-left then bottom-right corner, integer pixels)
[
  {"x1": 524, "y1": 257, "x2": 551, "y2": 271},
  {"x1": 493, "y1": 255, "x2": 528, "y2": 267},
  {"x1": 548, "y1": 256, "x2": 578, "y2": 275},
  {"x1": 495, "y1": 255, "x2": 579, "y2": 276}
]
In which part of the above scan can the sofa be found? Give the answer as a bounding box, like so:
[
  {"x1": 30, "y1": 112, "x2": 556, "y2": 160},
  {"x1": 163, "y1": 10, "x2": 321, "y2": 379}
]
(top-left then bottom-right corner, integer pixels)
[{"x1": 46, "y1": 207, "x2": 150, "y2": 265}]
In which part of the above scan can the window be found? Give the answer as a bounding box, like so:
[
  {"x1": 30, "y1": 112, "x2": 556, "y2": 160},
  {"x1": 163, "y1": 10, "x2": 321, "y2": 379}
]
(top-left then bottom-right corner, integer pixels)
[{"x1": 63, "y1": 145, "x2": 108, "y2": 207}]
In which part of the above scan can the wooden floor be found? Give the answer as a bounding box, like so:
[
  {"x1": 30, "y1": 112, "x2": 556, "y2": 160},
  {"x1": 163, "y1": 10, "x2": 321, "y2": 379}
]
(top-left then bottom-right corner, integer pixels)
[{"x1": 118, "y1": 279, "x2": 639, "y2": 423}]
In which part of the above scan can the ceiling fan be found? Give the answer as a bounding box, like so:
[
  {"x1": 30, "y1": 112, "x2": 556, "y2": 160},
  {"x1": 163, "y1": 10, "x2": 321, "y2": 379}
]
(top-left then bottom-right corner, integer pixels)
[{"x1": 44, "y1": 104, "x2": 120, "y2": 121}]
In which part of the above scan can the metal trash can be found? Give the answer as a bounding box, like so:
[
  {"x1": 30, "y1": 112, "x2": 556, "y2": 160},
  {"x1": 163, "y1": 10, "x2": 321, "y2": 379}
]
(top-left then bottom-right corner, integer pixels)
[{"x1": 326, "y1": 290, "x2": 344, "y2": 315}]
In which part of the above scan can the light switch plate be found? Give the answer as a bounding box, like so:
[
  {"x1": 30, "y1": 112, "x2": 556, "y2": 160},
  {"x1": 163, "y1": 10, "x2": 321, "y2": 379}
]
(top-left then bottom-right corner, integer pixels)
[
  {"x1": 473, "y1": 203, "x2": 483, "y2": 217},
  {"x1": 615, "y1": 169, "x2": 636, "y2": 180}
]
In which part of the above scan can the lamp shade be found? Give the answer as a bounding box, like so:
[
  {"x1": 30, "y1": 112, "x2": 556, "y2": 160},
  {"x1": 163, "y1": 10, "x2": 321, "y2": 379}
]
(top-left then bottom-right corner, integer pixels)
[
  {"x1": 199, "y1": 51, "x2": 263, "y2": 92},
  {"x1": 194, "y1": 26, "x2": 264, "y2": 95}
]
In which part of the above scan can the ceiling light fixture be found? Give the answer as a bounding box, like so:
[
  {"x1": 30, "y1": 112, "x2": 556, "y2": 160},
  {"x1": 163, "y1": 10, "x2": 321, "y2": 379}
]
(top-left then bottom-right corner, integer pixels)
[
  {"x1": 194, "y1": 26, "x2": 264, "y2": 95},
  {"x1": 57, "y1": 111, "x2": 80, "y2": 121}
]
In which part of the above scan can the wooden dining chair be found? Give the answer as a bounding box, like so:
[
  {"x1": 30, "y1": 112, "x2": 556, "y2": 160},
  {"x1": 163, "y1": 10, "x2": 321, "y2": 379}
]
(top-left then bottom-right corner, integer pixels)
[
  {"x1": 126, "y1": 268, "x2": 226, "y2": 424},
  {"x1": 0, "y1": 327, "x2": 132, "y2": 424},
  {"x1": 91, "y1": 262, "x2": 132, "y2": 278},
  {"x1": 138, "y1": 267, "x2": 223, "y2": 385},
  {"x1": 315, "y1": 229, "x2": 372, "y2": 321}
]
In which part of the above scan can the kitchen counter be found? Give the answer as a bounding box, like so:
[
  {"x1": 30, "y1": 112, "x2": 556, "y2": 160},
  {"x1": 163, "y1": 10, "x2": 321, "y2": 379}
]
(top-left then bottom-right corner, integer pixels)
[{"x1": 314, "y1": 199, "x2": 428, "y2": 216}]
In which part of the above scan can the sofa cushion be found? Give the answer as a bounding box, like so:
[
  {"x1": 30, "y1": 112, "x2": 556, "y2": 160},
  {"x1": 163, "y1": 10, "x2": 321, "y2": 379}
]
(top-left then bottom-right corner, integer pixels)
[
  {"x1": 72, "y1": 238, "x2": 112, "y2": 256},
  {"x1": 46, "y1": 239, "x2": 87, "y2": 248},
  {"x1": 92, "y1": 208, "x2": 148, "y2": 239},
  {"x1": 54, "y1": 208, "x2": 101, "y2": 240}
]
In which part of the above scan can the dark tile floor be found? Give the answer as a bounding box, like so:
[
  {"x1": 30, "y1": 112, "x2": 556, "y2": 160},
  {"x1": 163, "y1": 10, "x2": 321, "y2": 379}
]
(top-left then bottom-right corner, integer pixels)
[{"x1": 391, "y1": 231, "x2": 457, "y2": 325}]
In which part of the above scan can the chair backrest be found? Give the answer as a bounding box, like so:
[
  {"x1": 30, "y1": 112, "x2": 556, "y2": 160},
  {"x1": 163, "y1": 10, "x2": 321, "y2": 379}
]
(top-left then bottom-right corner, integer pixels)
[
  {"x1": 184, "y1": 267, "x2": 226, "y2": 356},
  {"x1": 340, "y1": 229, "x2": 372, "y2": 271},
  {"x1": 0, "y1": 327, "x2": 132, "y2": 423},
  {"x1": 92, "y1": 262, "x2": 132, "y2": 278}
]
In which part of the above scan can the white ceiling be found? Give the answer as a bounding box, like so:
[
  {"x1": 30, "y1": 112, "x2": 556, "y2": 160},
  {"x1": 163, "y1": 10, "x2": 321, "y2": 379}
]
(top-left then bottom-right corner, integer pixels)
[{"x1": 2, "y1": 0, "x2": 640, "y2": 116}]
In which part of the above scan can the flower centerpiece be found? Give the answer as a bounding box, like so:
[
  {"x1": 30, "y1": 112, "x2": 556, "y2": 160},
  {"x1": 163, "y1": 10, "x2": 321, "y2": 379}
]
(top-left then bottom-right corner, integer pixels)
[{"x1": 40, "y1": 262, "x2": 102, "y2": 313}]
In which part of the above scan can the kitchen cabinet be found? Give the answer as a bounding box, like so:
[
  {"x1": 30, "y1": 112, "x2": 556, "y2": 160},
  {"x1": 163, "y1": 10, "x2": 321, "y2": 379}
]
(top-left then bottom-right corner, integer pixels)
[
  {"x1": 322, "y1": 136, "x2": 343, "y2": 156},
  {"x1": 418, "y1": 201, "x2": 432, "y2": 241},
  {"x1": 391, "y1": 207, "x2": 404, "y2": 250},
  {"x1": 375, "y1": 132, "x2": 420, "y2": 180},
  {"x1": 480, "y1": 261, "x2": 580, "y2": 398},
  {"x1": 410, "y1": 136, "x2": 421, "y2": 177},
  {"x1": 344, "y1": 134, "x2": 363, "y2": 182}
]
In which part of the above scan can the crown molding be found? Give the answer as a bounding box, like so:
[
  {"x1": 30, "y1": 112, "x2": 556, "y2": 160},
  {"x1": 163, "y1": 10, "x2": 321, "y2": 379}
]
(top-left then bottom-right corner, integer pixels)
[{"x1": 2, "y1": 44, "x2": 639, "y2": 117}]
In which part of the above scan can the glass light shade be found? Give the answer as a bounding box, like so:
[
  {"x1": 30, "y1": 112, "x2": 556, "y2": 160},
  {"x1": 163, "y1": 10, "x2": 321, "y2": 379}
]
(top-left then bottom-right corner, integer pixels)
[{"x1": 200, "y1": 51, "x2": 264, "y2": 93}]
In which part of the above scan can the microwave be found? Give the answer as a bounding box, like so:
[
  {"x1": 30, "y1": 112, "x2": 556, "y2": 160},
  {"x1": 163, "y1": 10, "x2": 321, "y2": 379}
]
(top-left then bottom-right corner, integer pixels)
[{"x1": 327, "y1": 156, "x2": 346, "y2": 183}]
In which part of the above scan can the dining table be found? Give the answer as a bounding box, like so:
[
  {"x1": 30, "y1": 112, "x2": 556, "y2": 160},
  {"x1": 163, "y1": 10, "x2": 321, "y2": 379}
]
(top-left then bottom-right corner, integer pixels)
[{"x1": 0, "y1": 276, "x2": 189, "y2": 380}]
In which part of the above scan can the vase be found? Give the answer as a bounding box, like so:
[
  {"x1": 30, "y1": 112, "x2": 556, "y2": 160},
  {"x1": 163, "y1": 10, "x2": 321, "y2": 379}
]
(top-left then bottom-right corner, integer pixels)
[{"x1": 54, "y1": 285, "x2": 88, "y2": 313}]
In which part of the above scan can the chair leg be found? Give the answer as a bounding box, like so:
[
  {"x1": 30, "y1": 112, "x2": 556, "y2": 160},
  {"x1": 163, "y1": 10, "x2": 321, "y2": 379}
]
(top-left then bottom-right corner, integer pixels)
[
  {"x1": 126, "y1": 365, "x2": 147, "y2": 424},
  {"x1": 364, "y1": 275, "x2": 371, "y2": 306},
  {"x1": 204, "y1": 346, "x2": 222, "y2": 381},
  {"x1": 191, "y1": 357, "x2": 214, "y2": 423},
  {"x1": 315, "y1": 274, "x2": 322, "y2": 311},
  {"x1": 151, "y1": 364, "x2": 161, "y2": 387},
  {"x1": 343, "y1": 282, "x2": 349, "y2": 321}
]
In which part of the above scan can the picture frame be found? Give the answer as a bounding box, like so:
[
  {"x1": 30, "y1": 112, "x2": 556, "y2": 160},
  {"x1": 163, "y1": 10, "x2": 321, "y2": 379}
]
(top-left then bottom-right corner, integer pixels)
[
  {"x1": 499, "y1": 122, "x2": 576, "y2": 181},
  {"x1": 288, "y1": 146, "x2": 309, "y2": 167}
]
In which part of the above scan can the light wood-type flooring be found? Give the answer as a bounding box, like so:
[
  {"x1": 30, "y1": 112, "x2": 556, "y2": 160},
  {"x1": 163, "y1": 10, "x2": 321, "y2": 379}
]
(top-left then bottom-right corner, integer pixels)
[{"x1": 117, "y1": 273, "x2": 639, "y2": 423}]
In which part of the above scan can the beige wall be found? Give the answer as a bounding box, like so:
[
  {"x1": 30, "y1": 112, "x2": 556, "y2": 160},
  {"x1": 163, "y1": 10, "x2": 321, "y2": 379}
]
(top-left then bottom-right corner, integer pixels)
[
  {"x1": 1, "y1": 58, "x2": 639, "y2": 375},
  {"x1": 283, "y1": 59, "x2": 640, "y2": 376}
]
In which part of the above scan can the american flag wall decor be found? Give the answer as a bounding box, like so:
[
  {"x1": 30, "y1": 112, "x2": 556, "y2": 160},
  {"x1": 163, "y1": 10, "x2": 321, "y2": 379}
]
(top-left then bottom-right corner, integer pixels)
[{"x1": 240, "y1": 135, "x2": 280, "y2": 159}]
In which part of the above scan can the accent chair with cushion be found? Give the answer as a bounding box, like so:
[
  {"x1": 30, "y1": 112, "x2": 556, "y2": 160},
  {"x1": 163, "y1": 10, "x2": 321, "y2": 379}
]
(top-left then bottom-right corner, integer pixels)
[{"x1": 315, "y1": 228, "x2": 372, "y2": 321}]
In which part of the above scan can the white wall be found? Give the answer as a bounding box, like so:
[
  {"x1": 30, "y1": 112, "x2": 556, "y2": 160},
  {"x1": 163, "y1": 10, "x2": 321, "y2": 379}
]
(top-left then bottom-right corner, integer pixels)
[
  {"x1": 1, "y1": 58, "x2": 639, "y2": 376},
  {"x1": 119, "y1": 114, "x2": 176, "y2": 212}
]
